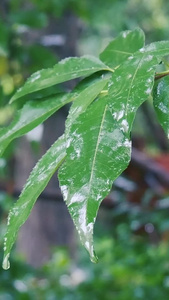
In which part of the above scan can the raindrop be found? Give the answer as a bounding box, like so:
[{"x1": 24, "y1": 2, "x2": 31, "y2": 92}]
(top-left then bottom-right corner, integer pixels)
[{"x1": 2, "y1": 253, "x2": 10, "y2": 270}]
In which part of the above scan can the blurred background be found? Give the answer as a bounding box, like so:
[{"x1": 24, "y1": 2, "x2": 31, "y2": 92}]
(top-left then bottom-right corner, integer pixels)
[{"x1": 0, "y1": 0, "x2": 169, "y2": 299}]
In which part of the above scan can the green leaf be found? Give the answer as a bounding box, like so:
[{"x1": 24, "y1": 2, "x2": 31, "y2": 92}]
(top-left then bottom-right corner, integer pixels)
[
  {"x1": 99, "y1": 28, "x2": 145, "y2": 68},
  {"x1": 59, "y1": 40, "x2": 169, "y2": 262},
  {"x1": 0, "y1": 74, "x2": 110, "y2": 156},
  {"x1": 10, "y1": 56, "x2": 111, "y2": 103},
  {"x1": 59, "y1": 98, "x2": 131, "y2": 262},
  {"x1": 2, "y1": 73, "x2": 110, "y2": 269},
  {"x1": 2, "y1": 135, "x2": 66, "y2": 270},
  {"x1": 0, "y1": 93, "x2": 69, "y2": 156},
  {"x1": 153, "y1": 76, "x2": 169, "y2": 138},
  {"x1": 65, "y1": 73, "x2": 111, "y2": 134},
  {"x1": 141, "y1": 41, "x2": 169, "y2": 57}
]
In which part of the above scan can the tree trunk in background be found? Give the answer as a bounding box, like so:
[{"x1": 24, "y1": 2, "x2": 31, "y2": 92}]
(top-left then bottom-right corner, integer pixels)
[{"x1": 15, "y1": 12, "x2": 79, "y2": 267}]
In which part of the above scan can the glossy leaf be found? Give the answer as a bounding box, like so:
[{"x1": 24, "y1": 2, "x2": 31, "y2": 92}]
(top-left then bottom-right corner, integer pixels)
[
  {"x1": 59, "y1": 40, "x2": 169, "y2": 262},
  {"x1": 65, "y1": 73, "x2": 111, "y2": 134},
  {"x1": 10, "y1": 56, "x2": 111, "y2": 103},
  {"x1": 2, "y1": 74, "x2": 110, "y2": 269},
  {"x1": 99, "y1": 28, "x2": 145, "y2": 68},
  {"x1": 153, "y1": 76, "x2": 169, "y2": 138},
  {"x1": 0, "y1": 74, "x2": 110, "y2": 156},
  {"x1": 3, "y1": 135, "x2": 66, "y2": 270},
  {"x1": 3, "y1": 30, "x2": 169, "y2": 268},
  {"x1": 106, "y1": 40, "x2": 169, "y2": 132},
  {"x1": 59, "y1": 98, "x2": 131, "y2": 262},
  {"x1": 0, "y1": 93, "x2": 69, "y2": 156}
]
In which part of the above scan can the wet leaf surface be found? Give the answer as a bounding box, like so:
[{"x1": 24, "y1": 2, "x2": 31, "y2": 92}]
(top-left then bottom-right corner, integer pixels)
[
  {"x1": 100, "y1": 28, "x2": 145, "y2": 68},
  {"x1": 0, "y1": 93, "x2": 70, "y2": 156},
  {"x1": 153, "y1": 76, "x2": 169, "y2": 138},
  {"x1": 59, "y1": 97, "x2": 131, "y2": 262},
  {"x1": 3, "y1": 135, "x2": 66, "y2": 270},
  {"x1": 59, "y1": 40, "x2": 169, "y2": 262},
  {"x1": 2, "y1": 30, "x2": 169, "y2": 267},
  {"x1": 10, "y1": 56, "x2": 110, "y2": 103}
]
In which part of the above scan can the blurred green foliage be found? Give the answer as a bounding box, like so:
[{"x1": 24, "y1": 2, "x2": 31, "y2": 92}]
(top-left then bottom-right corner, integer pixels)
[
  {"x1": 1, "y1": 0, "x2": 169, "y2": 105},
  {"x1": 0, "y1": 189, "x2": 169, "y2": 299},
  {"x1": 0, "y1": 184, "x2": 169, "y2": 299},
  {"x1": 1, "y1": 205, "x2": 169, "y2": 299}
]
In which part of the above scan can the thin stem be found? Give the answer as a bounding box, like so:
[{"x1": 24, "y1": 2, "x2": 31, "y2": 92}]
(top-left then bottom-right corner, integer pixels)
[{"x1": 155, "y1": 70, "x2": 169, "y2": 80}]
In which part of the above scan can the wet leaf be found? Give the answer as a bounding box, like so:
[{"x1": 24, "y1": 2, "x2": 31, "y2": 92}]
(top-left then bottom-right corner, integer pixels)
[
  {"x1": 0, "y1": 93, "x2": 70, "y2": 156},
  {"x1": 10, "y1": 56, "x2": 111, "y2": 103},
  {"x1": 59, "y1": 98, "x2": 131, "y2": 262},
  {"x1": 0, "y1": 74, "x2": 110, "y2": 156},
  {"x1": 3, "y1": 30, "x2": 169, "y2": 267},
  {"x1": 153, "y1": 76, "x2": 169, "y2": 138},
  {"x1": 3, "y1": 135, "x2": 66, "y2": 270},
  {"x1": 65, "y1": 73, "x2": 111, "y2": 134},
  {"x1": 100, "y1": 28, "x2": 145, "y2": 68},
  {"x1": 59, "y1": 40, "x2": 169, "y2": 262},
  {"x1": 2, "y1": 74, "x2": 110, "y2": 269}
]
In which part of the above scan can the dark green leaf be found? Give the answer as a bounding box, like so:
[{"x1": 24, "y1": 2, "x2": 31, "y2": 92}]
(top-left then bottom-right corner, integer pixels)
[
  {"x1": 2, "y1": 135, "x2": 66, "y2": 270},
  {"x1": 153, "y1": 76, "x2": 169, "y2": 138},
  {"x1": 65, "y1": 73, "x2": 111, "y2": 134},
  {"x1": 59, "y1": 40, "x2": 169, "y2": 262},
  {"x1": 0, "y1": 74, "x2": 110, "y2": 156},
  {"x1": 10, "y1": 56, "x2": 111, "y2": 103},
  {"x1": 59, "y1": 98, "x2": 130, "y2": 262},
  {"x1": 2, "y1": 73, "x2": 110, "y2": 269},
  {"x1": 0, "y1": 93, "x2": 69, "y2": 156}
]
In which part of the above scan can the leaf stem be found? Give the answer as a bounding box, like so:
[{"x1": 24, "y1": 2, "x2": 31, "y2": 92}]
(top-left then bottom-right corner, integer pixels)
[
  {"x1": 105, "y1": 67, "x2": 115, "y2": 73},
  {"x1": 155, "y1": 70, "x2": 169, "y2": 80}
]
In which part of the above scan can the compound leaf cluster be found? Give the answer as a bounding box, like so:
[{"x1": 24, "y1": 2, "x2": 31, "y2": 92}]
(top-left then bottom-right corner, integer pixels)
[{"x1": 1, "y1": 28, "x2": 169, "y2": 269}]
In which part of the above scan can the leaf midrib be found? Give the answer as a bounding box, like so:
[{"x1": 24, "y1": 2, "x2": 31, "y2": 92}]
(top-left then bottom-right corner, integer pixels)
[
  {"x1": 86, "y1": 104, "x2": 108, "y2": 218},
  {"x1": 125, "y1": 55, "x2": 145, "y2": 119},
  {"x1": 105, "y1": 49, "x2": 133, "y2": 56}
]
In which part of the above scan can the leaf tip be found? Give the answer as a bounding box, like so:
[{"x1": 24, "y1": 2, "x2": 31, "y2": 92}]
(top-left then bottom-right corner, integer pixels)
[
  {"x1": 2, "y1": 253, "x2": 10, "y2": 270},
  {"x1": 84, "y1": 238, "x2": 98, "y2": 264},
  {"x1": 90, "y1": 251, "x2": 98, "y2": 264}
]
